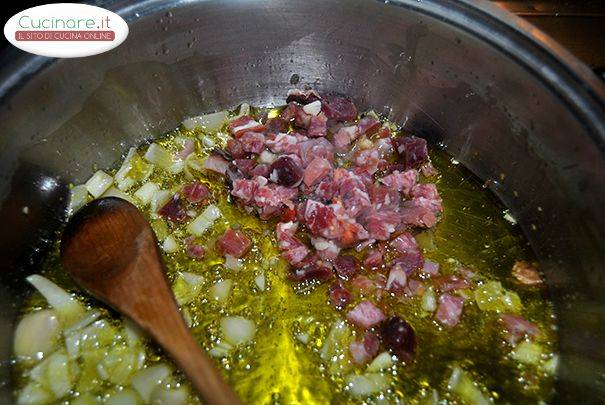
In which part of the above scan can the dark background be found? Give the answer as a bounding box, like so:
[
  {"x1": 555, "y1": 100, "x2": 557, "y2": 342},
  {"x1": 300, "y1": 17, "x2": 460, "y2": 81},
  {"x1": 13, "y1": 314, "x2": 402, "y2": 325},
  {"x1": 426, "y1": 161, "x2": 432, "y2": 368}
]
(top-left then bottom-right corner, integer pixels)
[{"x1": 1, "y1": 1, "x2": 604, "y2": 75}]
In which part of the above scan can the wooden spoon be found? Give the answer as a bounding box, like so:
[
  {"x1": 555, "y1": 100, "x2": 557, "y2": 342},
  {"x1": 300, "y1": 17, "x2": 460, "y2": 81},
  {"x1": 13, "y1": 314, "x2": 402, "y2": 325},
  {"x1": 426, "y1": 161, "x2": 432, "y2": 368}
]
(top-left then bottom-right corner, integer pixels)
[{"x1": 60, "y1": 197, "x2": 240, "y2": 405}]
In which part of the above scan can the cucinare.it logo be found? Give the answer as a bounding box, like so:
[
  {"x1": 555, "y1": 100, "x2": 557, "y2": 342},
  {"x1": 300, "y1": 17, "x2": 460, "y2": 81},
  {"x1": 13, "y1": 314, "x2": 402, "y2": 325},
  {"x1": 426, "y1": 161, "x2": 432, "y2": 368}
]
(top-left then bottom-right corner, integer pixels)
[{"x1": 3, "y1": 3, "x2": 128, "y2": 58}]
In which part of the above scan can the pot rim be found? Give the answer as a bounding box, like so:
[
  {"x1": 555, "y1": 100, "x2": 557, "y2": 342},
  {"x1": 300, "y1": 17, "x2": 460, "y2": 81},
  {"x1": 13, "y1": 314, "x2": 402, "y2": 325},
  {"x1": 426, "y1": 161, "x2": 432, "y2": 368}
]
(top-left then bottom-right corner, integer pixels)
[{"x1": 0, "y1": 0, "x2": 603, "y2": 149}]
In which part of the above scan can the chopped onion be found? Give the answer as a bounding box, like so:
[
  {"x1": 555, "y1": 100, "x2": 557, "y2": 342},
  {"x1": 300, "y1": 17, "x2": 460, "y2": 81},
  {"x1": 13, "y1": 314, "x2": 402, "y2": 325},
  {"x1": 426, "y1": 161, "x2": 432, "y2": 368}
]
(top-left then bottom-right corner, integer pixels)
[
  {"x1": 169, "y1": 159, "x2": 185, "y2": 174},
  {"x1": 123, "y1": 317, "x2": 144, "y2": 346},
  {"x1": 116, "y1": 176, "x2": 136, "y2": 192},
  {"x1": 474, "y1": 281, "x2": 522, "y2": 313},
  {"x1": 224, "y1": 254, "x2": 242, "y2": 271},
  {"x1": 149, "y1": 189, "x2": 172, "y2": 213},
  {"x1": 296, "y1": 333, "x2": 309, "y2": 344},
  {"x1": 210, "y1": 279, "x2": 233, "y2": 303},
  {"x1": 162, "y1": 235, "x2": 179, "y2": 253},
  {"x1": 144, "y1": 143, "x2": 174, "y2": 170},
  {"x1": 448, "y1": 366, "x2": 490, "y2": 405},
  {"x1": 237, "y1": 103, "x2": 250, "y2": 117},
  {"x1": 64, "y1": 310, "x2": 101, "y2": 335},
  {"x1": 183, "y1": 110, "x2": 228, "y2": 132},
  {"x1": 259, "y1": 150, "x2": 277, "y2": 164},
  {"x1": 220, "y1": 316, "x2": 256, "y2": 346},
  {"x1": 84, "y1": 170, "x2": 113, "y2": 198},
  {"x1": 105, "y1": 388, "x2": 141, "y2": 405},
  {"x1": 26, "y1": 275, "x2": 85, "y2": 326},
  {"x1": 303, "y1": 100, "x2": 322, "y2": 116},
  {"x1": 201, "y1": 136, "x2": 216, "y2": 148},
  {"x1": 17, "y1": 382, "x2": 51, "y2": 404},
  {"x1": 187, "y1": 204, "x2": 221, "y2": 235},
  {"x1": 543, "y1": 354, "x2": 558, "y2": 374},
  {"x1": 13, "y1": 309, "x2": 60, "y2": 359},
  {"x1": 150, "y1": 386, "x2": 188, "y2": 405},
  {"x1": 512, "y1": 341, "x2": 543, "y2": 365},
  {"x1": 101, "y1": 186, "x2": 135, "y2": 204},
  {"x1": 367, "y1": 352, "x2": 394, "y2": 372},
  {"x1": 208, "y1": 341, "x2": 232, "y2": 358},
  {"x1": 70, "y1": 393, "x2": 99, "y2": 405},
  {"x1": 346, "y1": 373, "x2": 389, "y2": 396},
  {"x1": 254, "y1": 273, "x2": 266, "y2": 291},
  {"x1": 134, "y1": 182, "x2": 159, "y2": 206},
  {"x1": 114, "y1": 148, "x2": 137, "y2": 182},
  {"x1": 67, "y1": 185, "x2": 90, "y2": 216},
  {"x1": 172, "y1": 272, "x2": 204, "y2": 305},
  {"x1": 131, "y1": 363, "x2": 171, "y2": 402},
  {"x1": 421, "y1": 287, "x2": 437, "y2": 312},
  {"x1": 101, "y1": 345, "x2": 142, "y2": 385},
  {"x1": 45, "y1": 351, "x2": 73, "y2": 397}
]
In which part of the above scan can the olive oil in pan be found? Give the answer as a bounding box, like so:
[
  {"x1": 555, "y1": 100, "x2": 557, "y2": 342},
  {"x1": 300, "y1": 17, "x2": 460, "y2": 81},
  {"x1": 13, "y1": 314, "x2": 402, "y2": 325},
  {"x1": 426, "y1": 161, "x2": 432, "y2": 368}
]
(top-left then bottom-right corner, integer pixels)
[{"x1": 13, "y1": 115, "x2": 556, "y2": 404}]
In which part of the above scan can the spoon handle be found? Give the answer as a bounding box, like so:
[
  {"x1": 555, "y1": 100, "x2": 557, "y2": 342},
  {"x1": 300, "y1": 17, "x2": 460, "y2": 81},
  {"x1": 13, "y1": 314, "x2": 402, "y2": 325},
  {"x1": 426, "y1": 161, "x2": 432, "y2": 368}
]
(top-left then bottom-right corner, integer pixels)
[{"x1": 115, "y1": 235, "x2": 240, "y2": 405}]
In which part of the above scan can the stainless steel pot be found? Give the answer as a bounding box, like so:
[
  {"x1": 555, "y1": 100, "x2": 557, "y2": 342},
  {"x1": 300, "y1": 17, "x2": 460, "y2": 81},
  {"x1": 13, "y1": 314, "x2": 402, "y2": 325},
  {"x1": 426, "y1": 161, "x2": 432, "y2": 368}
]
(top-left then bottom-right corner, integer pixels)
[{"x1": 0, "y1": 0, "x2": 603, "y2": 402}]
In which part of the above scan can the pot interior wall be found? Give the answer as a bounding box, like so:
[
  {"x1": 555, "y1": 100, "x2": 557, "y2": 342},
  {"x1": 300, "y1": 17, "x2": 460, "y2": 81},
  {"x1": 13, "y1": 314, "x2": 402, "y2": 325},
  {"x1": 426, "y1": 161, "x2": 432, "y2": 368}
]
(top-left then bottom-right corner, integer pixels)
[{"x1": 0, "y1": 0, "x2": 603, "y2": 401}]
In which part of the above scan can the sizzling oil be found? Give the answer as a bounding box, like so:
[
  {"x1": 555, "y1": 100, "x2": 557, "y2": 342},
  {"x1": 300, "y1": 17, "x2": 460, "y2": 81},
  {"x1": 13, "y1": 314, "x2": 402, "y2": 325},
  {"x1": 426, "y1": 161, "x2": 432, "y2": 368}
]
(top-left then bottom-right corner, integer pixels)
[{"x1": 15, "y1": 113, "x2": 556, "y2": 404}]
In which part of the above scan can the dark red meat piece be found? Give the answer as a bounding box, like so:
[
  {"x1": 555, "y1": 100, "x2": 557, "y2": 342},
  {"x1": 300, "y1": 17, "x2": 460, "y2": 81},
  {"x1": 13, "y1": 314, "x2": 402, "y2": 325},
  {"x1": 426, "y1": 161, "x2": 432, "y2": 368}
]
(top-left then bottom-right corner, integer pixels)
[
  {"x1": 286, "y1": 89, "x2": 321, "y2": 104},
  {"x1": 239, "y1": 131, "x2": 265, "y2": 154},
  {"x1": 392, "y1": 136, "x2": 429, "y2": 169},
  {"x1": 357, "y1": 116, "x2": 381, "y2": 136},
  {"x1": 500, "y1": 314, "x2": 540, "y2": 345},
  {"x1": 265, "y1": 117, "x2": 288, "y2": 133},
  {"x1": 217, "y1": 228, "x2": 252, "y2": 258},
  {"x1": 379, "y1": 316, "x2": 416, "y2": 362},
  {"x1": 269, "y1": 155, "x2": 304, "y2": 187},
  {"x1": 329, "y1": 280, "x2": 352, "y2": 309},
  {"x1": 182, "y1": 182, "x2": 210, "y2": 204},
  {"x1": 158, "y1": 194, "x2": 187, "y2": 222},
  {"x1": 321, "y1": 95, "x2": 358, "y2": 121},
  {"x1": 226, "y1": 138, "x2": 247, "y2": 159},
  {"x1": 333, "y1": 255, "x2": 360, "y2": 279},
  {"x1": 307, "y1": 114, "x2": 328, "y2": 138}
]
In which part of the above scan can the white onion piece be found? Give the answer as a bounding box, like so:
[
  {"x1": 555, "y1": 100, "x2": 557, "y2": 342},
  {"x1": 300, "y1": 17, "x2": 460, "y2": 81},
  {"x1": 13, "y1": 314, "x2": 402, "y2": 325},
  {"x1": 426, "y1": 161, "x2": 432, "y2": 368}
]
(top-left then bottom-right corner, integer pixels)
[
  {"x1": 512, "y1": 341, "x2": 543, "y2": 365},
  {"x1": 45, "y1": 351, "x2": 73, "y2": 398},
  {"x1": 101, "y1": 186, "x2": 135, "y2": 204},
  {"x1": 26, "y1": 275, "x2": 85, "y2": 326},
  {"x1": 259, "y1": 150, "x2": 277, "y2": 164},
  {"x1": 105, "y1": 388, "x2": 141, "y2": 405},
  {"x1": 448, "y1": 367, "x2": 490, "y2": 405},
  {"x1": 208, "y1": 341, "x2": 232, "y2": 358},
  {"x1": 150, "y1": 189, "x2": 171, "y2": 213},
  {"x1": 64, "y1": 332, "x2": 80, "y2": 359},
  {"x1": 296, "y1": 333, "x2": 309, "y2": 344},
  {"x1": 116, "y1": 176, "x2": 136, "y2": 192},
  {"x1": 303, "y1": 100, "x2": 322, "y2": 116},
  {"x1": 70, "y1": 393, "x2": 99, "y2": 405},
  {"x1": 16, "y1": 382, "x2": 51, "y2": 404},
  {"x1": 346, "y1": 373, "x2": 389, "y2": 396},
  {"x1": 131, "y1": 363, "x2": 171, "y2": 402},
  {"x1": 169, "y1": 159, "x2": 185, "y2": 174},
  {"x1": 123, "y1": 317, "x2": 144, "y2": 346},
  {"x1": 144, "y1": 143, "x2": 174, "y2": 170},
  {"x1": 367, "y1": 352, "x2": 394, "y2": 372},
  {"x1": 201, "y1": 136, "x2": 216, "y2": 148},
  {"x1": 173, "y1": 272, "x2": 205, "y2": 305},
  {"x1": 84, "y1": 170, "x2": 113, "y2": 198},
  {"x1": 220, "y1": 316, "x2": 256, "y2": 346},
  {"x1": 224, "y1": 254, "x2": 242, "y2": 271},
  {"x1": 114, "y1": 147, "x2": 137, "y2": 183},
  {"x1": 67, "y1": 185, "x2": 89, "y2": 216},
  {"x1": 187, "y1": 204, "x2": 221, "y2": 235},
  {"x1": 162, "y1": 235, "x2": 179, "y2": 253},
  {"x1": 210, "y1": 279, "x2": 233, "y2": 302},
  {"x1": 254, "y1": 273, "x2": 266, "y2": 291},
  {"x1": 13, "y1": 309, "x2": 60, "y2": 359},
  {"x1": 64, "y1": 310, "x2": 101, "y2": 335},
  {"x1": 183, "y1": 110, "x2": 228, "y2": 131},
  {"x1": 237, "y1": 103, "x2": 250, "y2": 117},
  {"x1": 421, "y1": 287, "x2": 437, "y2": 312},
  {"x1": 150, "y1": 386, "x2": 188, "y2": 405},
  {"x1": 134, "y1": 182, "x2": 159, "y2": 206}
]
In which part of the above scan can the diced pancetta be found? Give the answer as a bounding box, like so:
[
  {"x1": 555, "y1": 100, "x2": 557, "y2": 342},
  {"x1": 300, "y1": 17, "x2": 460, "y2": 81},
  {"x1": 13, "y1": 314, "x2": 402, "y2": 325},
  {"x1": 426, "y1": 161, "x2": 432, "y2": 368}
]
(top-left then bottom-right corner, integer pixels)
[
  {"x1": 239, "y1": 131, "x2": 265, "y2": 154},
  {"x1": 303, "y1": 157, "x2": 332, "y2": 186},
  {"x1": 229, "y1": 115, "x2": 265, "y2": 137},
  {"x1": 435, "y1": 294, "x2": 464, "y2": 328},
  {"x1": 346, "y1": 300, "x2": 386, "y2": 329},
  {"x1": 217, "y1": 228, "x2": 252, "y2": 258}
]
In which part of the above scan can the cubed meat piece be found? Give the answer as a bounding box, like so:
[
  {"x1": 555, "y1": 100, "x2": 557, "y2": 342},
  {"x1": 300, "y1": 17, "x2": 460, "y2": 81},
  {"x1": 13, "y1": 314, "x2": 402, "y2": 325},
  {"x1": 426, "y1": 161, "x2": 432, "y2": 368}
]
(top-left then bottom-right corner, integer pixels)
[
  {"x1": 346, "y1": 300, "x2": 386, "y2": 329},
  {"x1": 217, "y1": 228, "x2": 252, "y2": 258}
]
